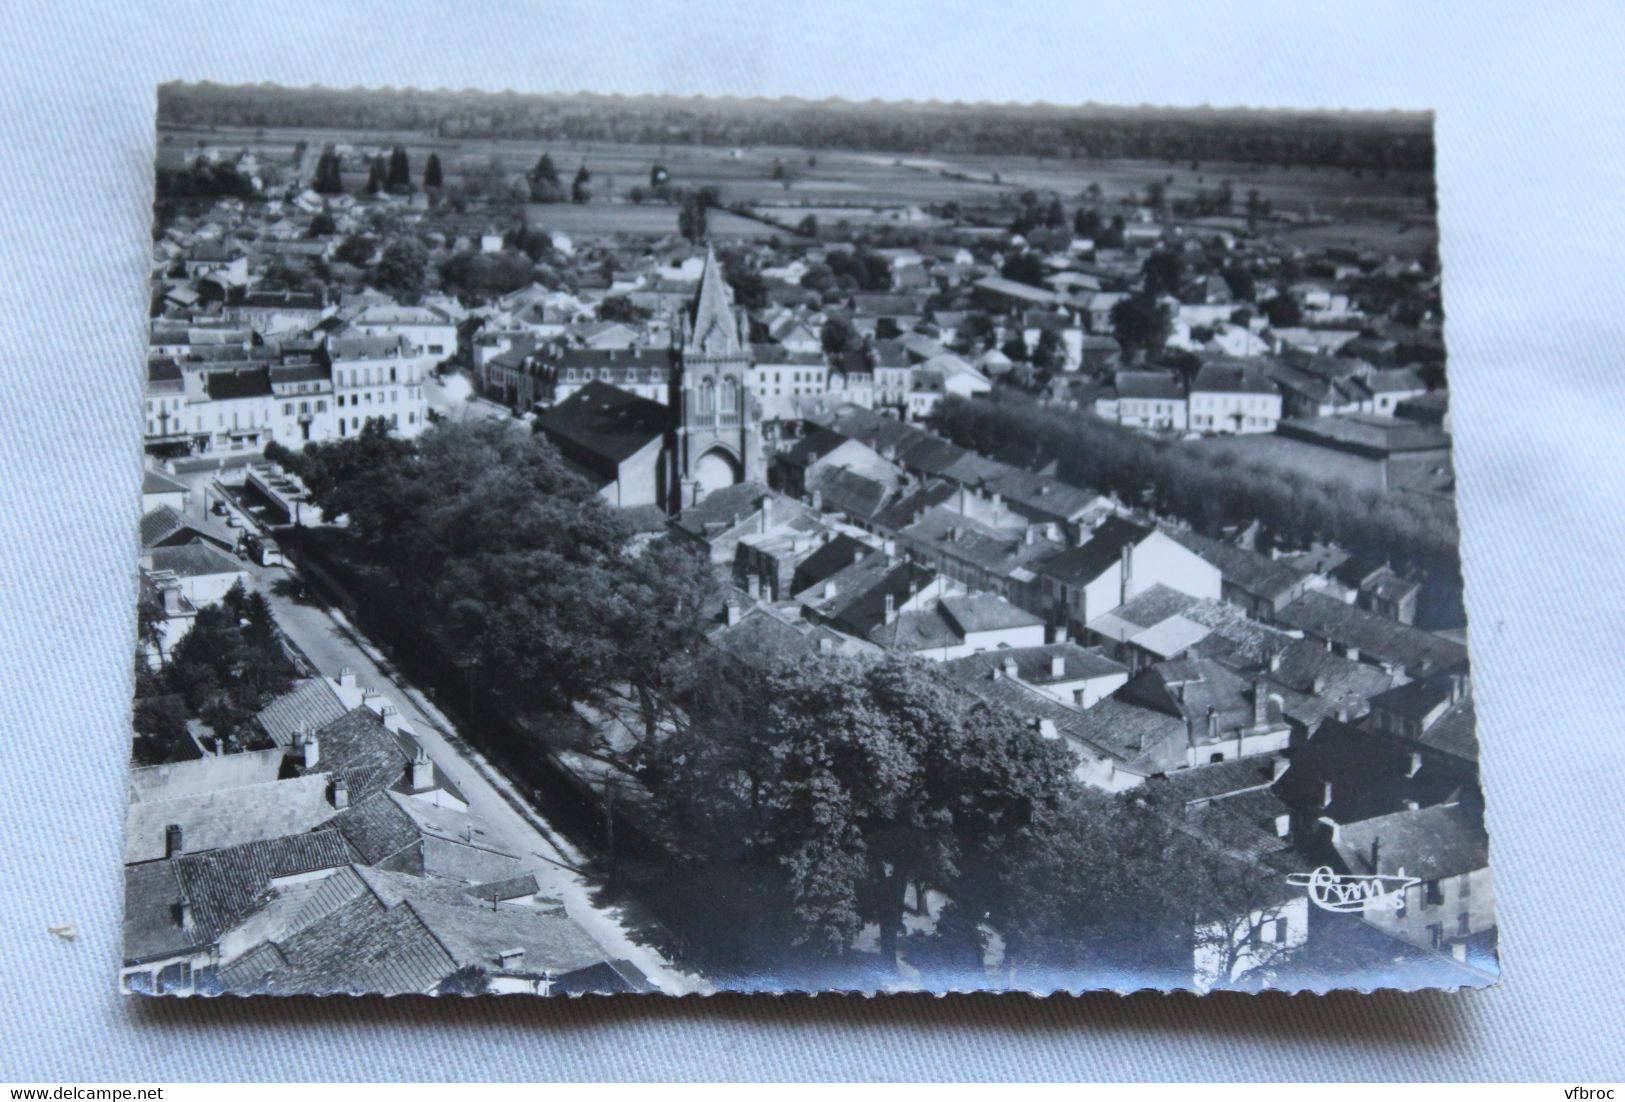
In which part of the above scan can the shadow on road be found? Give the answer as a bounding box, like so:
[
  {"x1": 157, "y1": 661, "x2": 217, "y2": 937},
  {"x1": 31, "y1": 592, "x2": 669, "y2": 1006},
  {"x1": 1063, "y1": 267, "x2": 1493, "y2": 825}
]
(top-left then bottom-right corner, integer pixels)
[{"x1": 267, "y1": 576, "x2": 322, "y2": 607}]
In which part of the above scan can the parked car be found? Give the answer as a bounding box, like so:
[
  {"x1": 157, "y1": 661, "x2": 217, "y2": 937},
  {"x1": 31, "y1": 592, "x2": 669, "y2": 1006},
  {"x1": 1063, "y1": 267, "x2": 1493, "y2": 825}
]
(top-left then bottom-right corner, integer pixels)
[{"x1": 245, "y1": 534, "x2": 285, "y2": 567}]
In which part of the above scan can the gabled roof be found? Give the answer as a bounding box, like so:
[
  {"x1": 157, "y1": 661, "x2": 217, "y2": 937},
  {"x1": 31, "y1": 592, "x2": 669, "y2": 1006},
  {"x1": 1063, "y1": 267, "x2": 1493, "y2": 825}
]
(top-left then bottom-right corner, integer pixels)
[
  {"x1": 256, "y1": 678, "x2": 348, "y2": 749},
  {"x1": 303, "y1": 707, "x2": 414, "y2": 802},
  {"x1": 1276, "y1": 592, "x2": 1467, "y2": 675},
  {"x1": 124, "y1": 773, "x2": 336, "y2": 864},
  {"x1": 145, "y1": 541, "x2": 245, "y2": 581},
  {"x1": 535, "y1": 381, "x2": 670, "y2": 471},
  {"x1": 170, "y1": 830, "x2": 353, "y2": 942},
  {"x1": 946, "y1": 643, "x2": 1127, "y2": 686},
  {"x1": 142, "y1": 468, "x2": 188, "y2": 496},
  {"x1": 1332, "y1": 801, "x2": 1489, "y2": 882},
  {"x1": 140, "y1": 506, "x2": 237, "y2": 551},
  {"x1": 671, "y1": 481, "x2": 774, "y2": 537},
  {"x1": 1035, "y1": 515, "x2": 1152, "y2": 585},
  {"x1": 1162, "y1": 527, "x2": 1309, "y2": 602}
]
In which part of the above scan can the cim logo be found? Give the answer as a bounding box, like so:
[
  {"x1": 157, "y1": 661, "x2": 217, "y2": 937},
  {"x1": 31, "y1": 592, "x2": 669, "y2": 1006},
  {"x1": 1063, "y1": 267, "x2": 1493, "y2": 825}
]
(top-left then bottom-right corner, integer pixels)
[{"x1": 1286, "y1": 866, "x2": 1421, "y2": 913}]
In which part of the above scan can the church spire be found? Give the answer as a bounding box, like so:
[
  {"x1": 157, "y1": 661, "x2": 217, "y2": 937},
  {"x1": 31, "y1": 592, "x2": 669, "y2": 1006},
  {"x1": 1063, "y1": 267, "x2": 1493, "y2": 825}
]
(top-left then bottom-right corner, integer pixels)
[{"x1": 687, "y1": 243, "x2": 742, "y2": 357}]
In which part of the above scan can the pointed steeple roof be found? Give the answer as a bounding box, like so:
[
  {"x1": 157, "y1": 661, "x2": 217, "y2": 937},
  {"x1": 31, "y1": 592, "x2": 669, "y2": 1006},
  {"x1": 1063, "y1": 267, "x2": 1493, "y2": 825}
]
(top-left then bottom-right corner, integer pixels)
[{"x1": 687, "y1": 244, "x2": 742, "y2": 357}]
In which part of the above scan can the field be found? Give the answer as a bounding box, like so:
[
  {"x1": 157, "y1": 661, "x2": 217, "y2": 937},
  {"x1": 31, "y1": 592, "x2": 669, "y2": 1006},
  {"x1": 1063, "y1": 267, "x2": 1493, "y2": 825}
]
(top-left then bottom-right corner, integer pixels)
[
  {"x1": 1181, "y1": 431, "x2": 1388, "y2": 490},
  {"x1": 158, "y1": 123, "x2": 1434, "y2": 252},
  {"x1": 524, "y1": 202, "x2": 781, "y2": 241}
]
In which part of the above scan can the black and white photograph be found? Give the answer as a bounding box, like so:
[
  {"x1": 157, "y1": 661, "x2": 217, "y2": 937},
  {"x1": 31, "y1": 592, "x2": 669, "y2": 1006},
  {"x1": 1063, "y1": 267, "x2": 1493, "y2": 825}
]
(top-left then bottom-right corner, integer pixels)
[{"x1": 125, "y1": 81, "x2": 1494, "y2": 998}]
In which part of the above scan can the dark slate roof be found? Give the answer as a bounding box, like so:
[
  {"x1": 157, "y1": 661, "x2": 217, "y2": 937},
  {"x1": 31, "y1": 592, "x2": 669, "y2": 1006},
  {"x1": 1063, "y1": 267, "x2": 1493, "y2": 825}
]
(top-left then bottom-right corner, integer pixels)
[
  {"x1": 535, "y1": 381, "x2": 670, "y2": 469},
  {"x1": 205, "y1": 366, "x2": 274, "y2": 401},
  {"x1": 1191, "y1": 361, "x2": 1278, "y2": 395},
  {"x1": 946, "y1": 643, "x2": 1128, "y2": 686},
  {"x1": 780, "y1": 427, "x2": 854, "y2": 470},
  {"x1": 1332, "y1": 802, "x2": 1489, "y2": 881},
  {"x1": 1276, "y1": 592, "x2": 1467, "y2": 675},
  {"x1": 1272, "y1": 717, "x2": 1473, "y2": 825},
  {"x1": 1035, "y1": 515, "x2": 1151, "y2": 585},
  {"x1": 808, "y1": 466, "x2": 892, "y2": 523},
  {"x1": 1162, "y1": 527, "x2": 1309, "y2": 602},
  {"x1": 790, "y1": 534, "x2": 873, "y2": 595},
  {"x1": 1114, "y1": 371, "x2": 1185, "y2": 401},
  {"x1": 671, "y1": 481, "x2": 773, "y2": 537}
]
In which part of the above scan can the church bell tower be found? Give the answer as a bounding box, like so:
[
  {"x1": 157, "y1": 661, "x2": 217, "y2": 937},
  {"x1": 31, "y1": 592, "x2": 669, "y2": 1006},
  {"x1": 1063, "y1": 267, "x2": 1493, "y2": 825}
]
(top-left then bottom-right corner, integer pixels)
[{"x1": 670, "y1": 245, "x2": 761, "y2": 508}]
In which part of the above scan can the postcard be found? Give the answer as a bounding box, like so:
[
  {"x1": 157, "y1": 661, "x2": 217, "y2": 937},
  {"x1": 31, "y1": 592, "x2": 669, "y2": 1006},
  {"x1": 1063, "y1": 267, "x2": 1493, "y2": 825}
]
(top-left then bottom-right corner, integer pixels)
[{"x1": 126, "y1": 82, "x2": 1494, "y2": 996}]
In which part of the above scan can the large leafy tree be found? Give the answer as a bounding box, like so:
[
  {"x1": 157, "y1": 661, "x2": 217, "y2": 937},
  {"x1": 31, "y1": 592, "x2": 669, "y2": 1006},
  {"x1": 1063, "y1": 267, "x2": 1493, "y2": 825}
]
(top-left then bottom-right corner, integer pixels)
[
  {"x1": 644, "y1": 655, "x2": 1075, "y2": 967},
  {"x1": 1110, "y1": 291, "x2": 1172, "y2": 352}
]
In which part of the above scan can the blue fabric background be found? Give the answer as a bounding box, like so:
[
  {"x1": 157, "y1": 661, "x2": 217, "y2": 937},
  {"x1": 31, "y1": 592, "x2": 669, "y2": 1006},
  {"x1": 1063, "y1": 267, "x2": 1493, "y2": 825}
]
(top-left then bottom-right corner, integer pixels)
[{"x1": 2, "y1": 0, "x2": 1622, "y2": 1082}]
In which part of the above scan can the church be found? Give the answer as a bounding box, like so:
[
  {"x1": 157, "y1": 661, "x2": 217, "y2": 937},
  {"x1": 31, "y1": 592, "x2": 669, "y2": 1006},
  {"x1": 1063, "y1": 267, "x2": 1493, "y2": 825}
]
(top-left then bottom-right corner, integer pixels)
[{"x1": 535, "y1": 245, "x2": 766, "y2": 513}]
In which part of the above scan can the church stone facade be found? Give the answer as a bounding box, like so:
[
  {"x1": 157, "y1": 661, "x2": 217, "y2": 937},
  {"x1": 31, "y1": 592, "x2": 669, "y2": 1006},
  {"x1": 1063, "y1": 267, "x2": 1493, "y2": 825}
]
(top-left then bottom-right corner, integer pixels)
[{"x1": 669, "y1": 246, "x2": 764, "y2": 509}]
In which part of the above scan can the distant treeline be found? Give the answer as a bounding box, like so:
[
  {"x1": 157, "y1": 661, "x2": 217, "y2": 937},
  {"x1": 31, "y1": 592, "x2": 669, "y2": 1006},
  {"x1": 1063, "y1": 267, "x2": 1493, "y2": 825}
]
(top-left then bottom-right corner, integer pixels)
[
  {"x1": 936, "y1": 395, "x2": 1461, "y2": 583},
  {"x1": 158, "y1": 83, "x2": 1434, "y2": 172}
]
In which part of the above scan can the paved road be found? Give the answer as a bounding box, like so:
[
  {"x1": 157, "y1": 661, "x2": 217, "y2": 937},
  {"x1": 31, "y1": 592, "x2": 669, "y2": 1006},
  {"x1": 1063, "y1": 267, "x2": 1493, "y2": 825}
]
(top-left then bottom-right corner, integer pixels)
[{"x1": 169, "y1": 469, "x2": 707, "y2": 993}]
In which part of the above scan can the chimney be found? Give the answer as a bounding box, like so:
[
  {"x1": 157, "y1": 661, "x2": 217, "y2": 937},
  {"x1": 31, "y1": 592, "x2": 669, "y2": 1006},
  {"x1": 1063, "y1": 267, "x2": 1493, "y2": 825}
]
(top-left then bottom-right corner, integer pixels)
[
  {"x1": 302, "y1": 733, "x2": 320, "y2": 770},
  {"x1": 1271, "y1": 757, "x2": 1289, "y2": 782},
  {"x1": 1268, "y1": 648, "x2": 1283, "y2": 673},
  {"x1": 746, "y1": 574, "x2": 761, "y2": 599},
  {"x1": 1404, "y1": 799, "x2": 1421, "y2": 811},
  {"x1": 725, "y1": 601, "x2": 741, "y2": 627},
  {"x1": 1035, "y1": 718, "x2": 1059, "y2": 740},
  {"x1": 1336, "y1": 704, "x2": 1350, "y2": 723},
  {"x1": 411, "y1": 746, "x2": 434, "y2": 792},
  {"x1": 1052, "y1": 622, "x2": 1069, "y2": 644},
  {"x1": 1317, "y1": 816, "x2": 1341, "y2": 843},
  {"x1": 331, "y1": 777, "x2": 350, "y2": 809},
  {"x1": 818, "y1": 636, "x2": 834, "y2": 654},
  {"x1": 497, "y1": 947, "x2": 526, "y2": 971},
  {"x1": 1051, "y1": 654, "x2": 1066, "y2": 679},
  {"x1": 1025, "y1": 526, "x2": 1036, "y2": 546},
  {"x1": 178, "y1": 900, "x2": 195, "y2": 932},
  {"x1": 1206, "y1": 706, "x2": 1219, "y2": 742},
  {"x1": 1321, "y1": 780, "x2": 1334, "y2": 808},
  {"x1": 1120, "y1": 543, "x2": 1134, "y2": 601},
  {"x1": 1252, "y1": 680, "x2": 1267, "y2": 727},
  {"x1": 1450, "y1": 673, "x2": 1465, "y2": 703},
  {"x1": 338, "y1": 667, "x2": 357, "y2": 690},
  {"x1": 1003, "y1": 656, "x2": 1019, "y2": 679},
  {"x1": 1406, "y1": 751, "x2": 1423, "y2": 778},
  {"x1": 949, "y1": 525, "x2": 962, "y2": 543},
  {"x1": 1346, "y1": 645, "x2": 1360, "y2": 662},
  {"x1": 884, "y1": 592, "x2": 897, "y2": 625},
  {"x1": 1046, "y1": 523, "x2": 1062, "y2": 543},
  {"x1": 823, "y1": 579, "x2": 837, "y2": 600},
  {"x1": 380, "y1": 704, "x2": 403, "y2": 732},
  {"x1": 811, "y1": 489, "x2": 823, "y2": 511},
  {"x1": 164, "y1": 823, "x2": 184, "y2": 858},
  {"x1": 1311, "y1": 672, "x2": 1328, "y2": 694},
  {"x1": 883, "y1": 538, "x2": 897, "y2": 560},
  {"x1": 1369, "y1": 836, "x2": 1382, "y2": 874}
]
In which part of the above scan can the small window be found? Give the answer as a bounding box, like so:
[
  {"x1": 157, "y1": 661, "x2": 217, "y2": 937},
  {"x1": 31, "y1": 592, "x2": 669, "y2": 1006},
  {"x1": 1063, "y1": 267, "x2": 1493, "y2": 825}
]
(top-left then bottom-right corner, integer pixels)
[
  {"x1": 1457, "y1": 912, "x2": 1470, "y2": 937},
  {"x1": 1274, "y1": 917, "x2": 1288, "y2": 944}
]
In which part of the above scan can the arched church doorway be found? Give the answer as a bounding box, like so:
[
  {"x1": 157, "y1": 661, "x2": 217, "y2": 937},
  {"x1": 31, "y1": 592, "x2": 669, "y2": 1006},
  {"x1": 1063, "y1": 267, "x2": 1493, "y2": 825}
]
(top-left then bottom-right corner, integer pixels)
[{"x1": 692, "y1": 447, "x2": 742, "y2": 500}]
